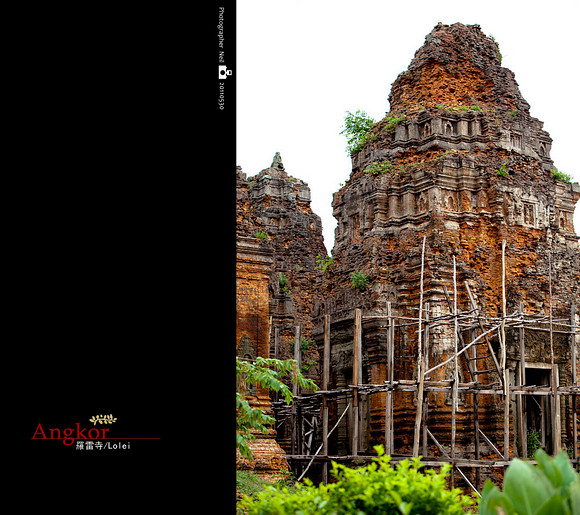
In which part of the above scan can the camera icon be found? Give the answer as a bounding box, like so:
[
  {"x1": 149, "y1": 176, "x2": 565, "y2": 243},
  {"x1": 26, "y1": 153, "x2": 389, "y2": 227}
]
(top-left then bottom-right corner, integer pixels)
[{"x1": 218, "y1": 65, "x2": 232, "y2": 79}]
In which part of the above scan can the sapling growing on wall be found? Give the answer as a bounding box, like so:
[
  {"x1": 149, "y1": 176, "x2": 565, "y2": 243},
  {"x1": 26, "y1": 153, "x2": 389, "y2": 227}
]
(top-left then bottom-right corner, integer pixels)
[
  {"x1": 351, "y1": 270, "x2": 369, "y2": 291},
  {"x1": 340, "y1": 110, "x2": 377, "y2": 155}
]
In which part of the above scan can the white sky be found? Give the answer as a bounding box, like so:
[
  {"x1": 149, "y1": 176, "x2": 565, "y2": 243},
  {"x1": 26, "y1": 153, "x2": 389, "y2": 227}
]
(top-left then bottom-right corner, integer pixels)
[{"x1": 237, "y1": 0, "x2": 580, "y2": 254}]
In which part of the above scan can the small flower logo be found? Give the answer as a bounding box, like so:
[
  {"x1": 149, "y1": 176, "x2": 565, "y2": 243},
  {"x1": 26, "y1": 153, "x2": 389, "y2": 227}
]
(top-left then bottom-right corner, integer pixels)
[{"x1": 89, "y1": 414, "x2": 117, "y2": 425}]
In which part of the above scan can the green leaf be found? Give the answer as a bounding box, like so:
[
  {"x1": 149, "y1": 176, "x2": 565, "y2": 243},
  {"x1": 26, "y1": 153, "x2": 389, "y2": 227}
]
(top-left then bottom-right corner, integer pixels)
[
  {"x1": 535, "y1": 449, "x2": 564, "y2": 489},
  {"x1": 479, "y1": 481, "x2": 514, "y2": 515},
  {"x1": 534, "y1": 493, "x2": 567, "y2": 515},
  {"x1": 569, "y1": 478, "x2": 580, "y2": 515},
  {"x1": 503, "y1": 458, "x2": 554, "y2": 514},
  {"x1": 553, "y1": 452, "x2": 578, "y2": 490}
]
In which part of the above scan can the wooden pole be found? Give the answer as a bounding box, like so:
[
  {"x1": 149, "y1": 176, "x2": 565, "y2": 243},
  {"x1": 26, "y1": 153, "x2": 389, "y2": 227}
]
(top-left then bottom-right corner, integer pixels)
[
  {"x1": 297, "y1": 402, "x2": 350, "y2": 483},
  {"x1": 501, "y1": 239, "x2": 508, "y2": 396},
  {"x1": 322, "y1": 315, "x2": 330, "y2": 484},
  {"x1": 465, "y1": 281, "x2": 503, "y2": 382},
  {"x1": 267, "y1": 315, "x2": 273, "y2": 356},
  {"x1": 422, "y1": 302, "x2": 430, "y2": 457},
  {"x1": 292, "y1": 325, "x2": 301, "y2": 457},
  {"x1": 518, "y1": 302, "x2": 527, "y2": 458},
  {"x1": 427, "y1": 428, "x2": 480, "y2": 497},
  {"x1": 549, "y1": 250, "x2": 555, "y2": 397},
  {"x1": 274, "y1": 327, "x2": 280, "y2": 402},
  {"x1": 413, "y1": 235, "x2": 427, "y2": 458},
  {"x1": 451, "y1": 256, "x2": 458, "y2": 464},
  {"x1": 571, "y1": 304, "x2": 578, "y2": 464},
  {"x1": 353, "y1": 309, "x2": 362, "y2": 456},
  {"x1": 501, "y1": 240, "x2": 510, "y2": 459},
  {"x1": 386, "y1": 301, "x2": 394, "y2": 455},
  {"x1": 548, "y1": 250, "x2": 561, "y2": 453},
  {"x1": 472, "y1": 322, "x2": 480, "y2": 489}
]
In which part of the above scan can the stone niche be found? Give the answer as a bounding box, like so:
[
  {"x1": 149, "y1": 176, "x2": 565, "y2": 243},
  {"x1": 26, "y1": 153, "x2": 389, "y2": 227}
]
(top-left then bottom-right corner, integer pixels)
[{"x1": 391, "y1": 110, "x2": 487, "y2": 154}]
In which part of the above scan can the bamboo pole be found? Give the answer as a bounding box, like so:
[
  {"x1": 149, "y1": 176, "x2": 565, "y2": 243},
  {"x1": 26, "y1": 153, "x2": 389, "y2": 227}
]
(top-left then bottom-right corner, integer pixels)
[
  {"x1": 425, "y1": 323, "x2": 503, "y2": 376},
  {"x1": 292, "y1": 325, "x2": 301, "y2": 457},
  {"x1": 274, "y1": 327, "x2": 280, "y2": 402},
  {"x1": 571, "y1": 304, "x2": 577, "y2": 464},
  {"x1": 549, "y1": 250, "x2": 555, "y2": 397},
  {"x1": 322, "y1": 314, "x2": 330, "y2": 484},
  {"x1": 501, "y1": 240, "x2": 510, "y2": 459},
  {"x1": 464, "y1": 281, "x2": 503, "y2": 382},
  {"x1": 518, "y1": 302, "x2": 527, "y2": 458},
  {"x1": 267, "y1": 315, "x2": 273, "y2": 356},
  {"x1": 451, "y1": 256, "x2": 458, "y2": 463},
  {"x1": 352, "y1": 309, "x2": 362, "y2": 456},
  {"x1": 413, "y1": 235, "x2": 427, "y2": 458},
  {"x1": 427, "y1": 428, "x2": 480, "y2": 496},
  {"x1": 297, "y1": 402, "x2": 350, "y2": 482},
  {"x1": 422, "y1": 302, "x2": 430, "y2": 457},
  {"x1": 501, "y1": 239, "x2": 508, "y2": 396},
  {"x1": 386, "y1": 301, "x2": 394, "y2": 455},
  {"x1": 548, "y1": 250, "x2": 561, "y2": 453},
  {"x1": 472, "y1": 322, "x2": 480, "y2": 489}
]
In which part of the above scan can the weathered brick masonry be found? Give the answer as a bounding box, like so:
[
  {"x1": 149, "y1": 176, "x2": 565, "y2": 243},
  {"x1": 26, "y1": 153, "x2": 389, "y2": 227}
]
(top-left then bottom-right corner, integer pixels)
[
  {"x1": 236, "y1": 23, "x2": 579, "y2": 485},
  {"x1": 312, "y1": 22, "x2": 579, "y2": 476}
]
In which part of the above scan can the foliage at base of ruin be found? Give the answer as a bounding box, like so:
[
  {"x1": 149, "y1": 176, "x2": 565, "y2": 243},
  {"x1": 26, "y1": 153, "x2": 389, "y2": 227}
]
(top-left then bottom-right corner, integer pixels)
[{"x1": 239, "y1": 445, "x2": 474, "y2": 514}]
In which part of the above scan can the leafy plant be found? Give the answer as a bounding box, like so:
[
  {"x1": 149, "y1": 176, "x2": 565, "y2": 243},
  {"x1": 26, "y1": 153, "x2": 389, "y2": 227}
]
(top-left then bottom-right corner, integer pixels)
[
  {"x1": 384, "y1": 114, "x2": 407, "y2": 134},
  {"x1": 300, "y1": 337, "x2": 312, "y2": 353},
  {"x1": 350, "y1": 270, "x2": 369, "y2": 291},
  {"x1": 495, "y1": 162, "x2": 509, "y2": 177},
  {"x1": 527, "y1": 429, "x2": 541, "y2": 456},
  {"x1": 479, "y1": 449, "x2": 580, "y2": 515},
  {"x1": 236, "y1": 357, "x2": 318, "y2": 459},
  {"x1": 239, "y1": 445, "x2": 474, "y2": 514},
  {"x1": 552, "y1": 168, "x2": 572, "y2": 182},
  {"x1": 279, "y1": 273, "x2": 291, "y2": 294},
  {"x1": 364, "y1": 160, "x2": 394, "y2": 176},
  {"x1": 340, "y1": 110, "x2": 377, "y2": 155},
  {"x1": 315, "y1": 254, "x2": 334, "y2": 272},
  {"x1": 255, "y1": 231, "x2": 269, "y2": 241}
]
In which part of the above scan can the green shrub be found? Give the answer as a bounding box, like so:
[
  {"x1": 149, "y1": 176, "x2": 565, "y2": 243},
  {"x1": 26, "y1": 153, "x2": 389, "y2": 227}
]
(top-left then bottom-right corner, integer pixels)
[
  {"x1": 527, "y1": 429, "x2": 541, "y2": 456},
  {"x1": 552, "y1": 168, "x2": 572, "y2": 182},
  {"x1": 340, "y1": 110, "x2": 377, "y2": 155},
  {"x1": 384, "y1": 114, "x2": 407, "y2": 134},
  {"x1": 364, "y1": 160, "x2": 394, "y2": 176},
  {"x1": 495, "y1": 162, "x2": 509, "y2": 177},
  {"x1": 300, "y1": 337, "x2": 312, "y2": 353},
  {"x1": 479, "y1": 449, "x2": 580, "y2": 515},
  {"x1": 239, "y1": 445, "x2": 474, "y2": 514},
  {"x1": 350, "y1": 270, "x2": 369, "y2": 291},
  {"x1": 315, "y1": 254, "x2": 334, "y2": 272},
  {"x1": 278, "y1": 273, "x2": 288, "y2": 289},
  {"x1": 255, "y1": 231, "x2": 269, "y2": 240}
]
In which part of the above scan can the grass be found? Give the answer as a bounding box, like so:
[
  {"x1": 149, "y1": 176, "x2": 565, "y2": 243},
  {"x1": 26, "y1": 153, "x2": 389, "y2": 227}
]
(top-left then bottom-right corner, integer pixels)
[{"x1": 236, "y1": 470, "x2": 273, "y2": 499}]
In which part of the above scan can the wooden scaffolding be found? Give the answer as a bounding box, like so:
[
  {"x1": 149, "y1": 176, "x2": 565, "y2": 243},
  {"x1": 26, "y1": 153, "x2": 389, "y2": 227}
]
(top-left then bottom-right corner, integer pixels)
[{"x1": 271, "y1": 240, "x2": 579, "y2": 495}]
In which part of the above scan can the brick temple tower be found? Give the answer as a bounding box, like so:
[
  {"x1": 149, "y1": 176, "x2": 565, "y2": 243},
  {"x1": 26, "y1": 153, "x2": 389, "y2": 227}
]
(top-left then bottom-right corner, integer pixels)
[{"x1": 313, "y1": 23, "x2": 579, "y2": 466}]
